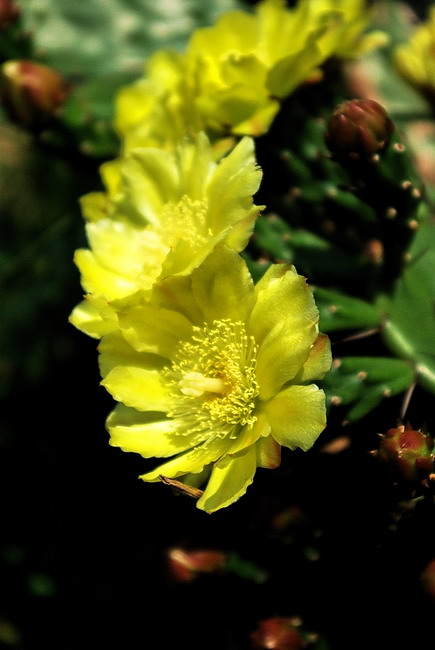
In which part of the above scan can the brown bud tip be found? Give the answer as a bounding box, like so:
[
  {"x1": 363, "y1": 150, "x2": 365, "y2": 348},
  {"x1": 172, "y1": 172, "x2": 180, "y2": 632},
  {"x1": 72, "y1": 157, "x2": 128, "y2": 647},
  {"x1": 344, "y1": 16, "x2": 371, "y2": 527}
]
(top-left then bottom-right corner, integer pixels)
[
  {"x1": 250, "y1": 617, "x2": 307, "y2": 650},
  {"x1": 0, "y1": 0, "x2": 19, "y2": 30},
  {"x1": 0, "y1": 60, "x2": 70, "y2": 128},
  {"x1": 421, "y1": 558, "x2": 435, "y2": 600},
  {"x1": 324, "y1": 99, "x2": 394, "y2": 157},
  {"x1": 377, "y1": 423, "x2": 435, "y2": 482},
  {"x1": 167, "y1": 548, "x2": 226, "y2": 583}
]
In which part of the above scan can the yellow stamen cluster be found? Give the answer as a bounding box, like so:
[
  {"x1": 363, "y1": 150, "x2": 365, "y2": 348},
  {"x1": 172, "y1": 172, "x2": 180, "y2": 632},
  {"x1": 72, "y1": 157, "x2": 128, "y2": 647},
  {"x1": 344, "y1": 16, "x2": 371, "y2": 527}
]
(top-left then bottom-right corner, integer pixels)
[
  {"x1": 164, "y1": 319, "x2": 259, "y2": 442},
  {"x1": 161, "y1": 195, "x2": 210, "y2": 249}
]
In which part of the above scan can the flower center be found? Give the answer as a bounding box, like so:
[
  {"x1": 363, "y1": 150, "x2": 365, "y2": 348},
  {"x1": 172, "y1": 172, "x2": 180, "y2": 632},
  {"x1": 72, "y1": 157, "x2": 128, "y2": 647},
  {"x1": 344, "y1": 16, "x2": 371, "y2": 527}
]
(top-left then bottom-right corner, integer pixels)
[
  {"x1": 161, "y1": 195, "x2": 210, "y2": 250},
  {"x1": 164, "y1": 319, "x2": 259, "y2": 443}
]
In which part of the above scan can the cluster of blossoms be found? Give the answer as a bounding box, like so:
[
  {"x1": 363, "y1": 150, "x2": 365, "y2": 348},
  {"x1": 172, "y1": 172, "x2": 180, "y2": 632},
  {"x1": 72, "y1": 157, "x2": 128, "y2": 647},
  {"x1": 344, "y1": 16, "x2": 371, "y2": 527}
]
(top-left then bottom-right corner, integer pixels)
[
  {"x1": 115, "y1": 0, "x2": 387, "y2": 153},
  {"x1": 70, "y1": 0, "x2": 387, "y2": 512}
]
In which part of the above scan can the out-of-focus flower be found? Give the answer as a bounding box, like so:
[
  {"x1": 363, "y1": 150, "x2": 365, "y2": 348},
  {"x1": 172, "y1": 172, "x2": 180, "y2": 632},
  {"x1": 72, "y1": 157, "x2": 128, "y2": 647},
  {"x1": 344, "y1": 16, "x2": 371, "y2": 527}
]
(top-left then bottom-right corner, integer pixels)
[
  {"x1": 324, "y1": 98, "x2": 394, "y2": 157},
  {"x1": 114, "y1": 50, "x2": 200, "y2": 155},
  {"x1": 314, "y1": 0, "x2": 388, "y2": 60},
  {"x1": 0, "y1": 60, "x2": 70, "y2": 128},
  {"x1": 376, "y1": 423, "x2": 434, "y2": 482},
  {"x1": 115, "y1": 0, "x2": 387, "y2": 152},
  {"x1": 100, "y1": 245, "x2": 331, "y2": 513},
  {"x1": 167, "y1": 547, "x2": 226, "y2": 582},
  {"x1": 0, "y1": 0, "x2": 19, "y2": 30},
  {"x1": 250, "y1": 616, "x2": 307, "y2": 650},
  {"x1": 69, "y1": 133, "x2": 262, "y2": 338},
  {"x1": 394, "y1": 7, "x2": 435, "y2": 107}
]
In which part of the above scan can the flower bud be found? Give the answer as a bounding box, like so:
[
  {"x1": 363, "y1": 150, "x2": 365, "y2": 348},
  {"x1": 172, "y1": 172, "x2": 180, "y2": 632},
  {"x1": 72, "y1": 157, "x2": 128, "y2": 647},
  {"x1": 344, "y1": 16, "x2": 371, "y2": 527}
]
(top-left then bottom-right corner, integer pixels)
[
  {"x1": 324, "y1": 99, "x2": 394, "y2": 157},
  {"x1": 167, "y1": 547, "x2": 226, "y2": 583},
  {"x1": 421, "y1": 558, "x2": 435, "y2": 601},
  {"x1": 0, "y1": 60, "x2": 70, "y2": 128},
  {"x1": 0, "y1": 0, "x2": 19, "y2": 30},
  {"x1": 377, "y1": 423, "x2": 434, "y2": 482},
  {"x1": 250, "y1": 617, "x2": 307, "y2": 650}
]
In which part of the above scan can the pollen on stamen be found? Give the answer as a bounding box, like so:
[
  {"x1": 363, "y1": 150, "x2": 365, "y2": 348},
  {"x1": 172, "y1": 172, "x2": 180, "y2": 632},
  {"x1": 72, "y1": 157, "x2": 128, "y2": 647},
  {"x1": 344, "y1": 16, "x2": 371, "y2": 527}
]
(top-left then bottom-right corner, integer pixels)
[
  {"x1": 161, "y1": 195, "x2": 209, "y2": 250},
  {"x1": 163, "y1": 319, "x2": 260, "y2": 442}
]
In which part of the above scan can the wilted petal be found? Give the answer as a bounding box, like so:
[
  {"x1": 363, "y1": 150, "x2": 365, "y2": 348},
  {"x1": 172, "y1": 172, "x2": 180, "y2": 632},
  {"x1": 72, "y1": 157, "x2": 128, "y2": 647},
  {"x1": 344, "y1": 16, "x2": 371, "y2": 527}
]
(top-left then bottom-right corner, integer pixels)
[
  {"x1": 295, "y1": 333, "x2": 332, "y2": 383},
  {"x1": 256, "y1": 436, "x2": 281, "y2": 469}
]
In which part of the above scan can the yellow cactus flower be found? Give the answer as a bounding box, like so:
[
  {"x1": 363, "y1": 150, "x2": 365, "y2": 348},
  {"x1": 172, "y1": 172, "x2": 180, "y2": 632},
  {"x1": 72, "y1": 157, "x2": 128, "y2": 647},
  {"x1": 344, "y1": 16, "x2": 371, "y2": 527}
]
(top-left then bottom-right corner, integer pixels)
[
  {"x1": 308, "y1": 0, "x2": 388, "y2": 59},
  {"x1": 100, "y1": 246, "x2": 331, "y2": 513},
  {"x1": 115, "y1": 0, "x2": 387, "y2": 151},
  {"x1": 114, "y1": 50, "x2": 200, "y2": 155},
  {"x1": 69, "y1": 133, "x2": 263, "y2": 339},
  {"x1": 394, "y1": 7, "x2": 435, "y2": 102}
]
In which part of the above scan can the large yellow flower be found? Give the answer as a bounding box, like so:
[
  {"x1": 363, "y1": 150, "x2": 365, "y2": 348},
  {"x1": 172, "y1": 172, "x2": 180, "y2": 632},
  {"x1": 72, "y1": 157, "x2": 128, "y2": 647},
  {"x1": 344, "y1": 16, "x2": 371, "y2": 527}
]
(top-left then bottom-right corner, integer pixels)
[
  {"x1": 115, "y1": 0, "x2": 387, "y2": 151},
  {"x1": 70, "y1": 132, "x2": 262, "y2": 338},
  {"x1": 100, "y1": 246, "x2": 331, "y2": 513},
  {"x1": 394, "y1": 7, "x2": 435, "y2": 101}
]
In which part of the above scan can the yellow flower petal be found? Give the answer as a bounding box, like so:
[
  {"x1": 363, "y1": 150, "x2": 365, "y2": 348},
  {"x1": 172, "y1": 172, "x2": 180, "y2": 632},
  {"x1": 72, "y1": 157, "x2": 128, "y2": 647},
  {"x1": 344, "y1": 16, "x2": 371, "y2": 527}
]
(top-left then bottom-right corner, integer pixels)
[
  {"x1": 118, "y1": 302, "x2": 193, "y2": 359},
  {"x1": 113, "y1": 151, "x2": 177, "y2": 228},
  {"x1": 191, "y1": 245, "x2": 255, "y2": 324},
  {"x1": 265, "y1": 384, "x2": 327, "y2": 451},
  {"x1": 394, "y1": 7, "x2": 435, "y2": 91},
  {"x1": 140, "y1": 435, "x2": 232, "y2": 482},
  {"x1": 256, "y1": 317, "x2": 318, "y2": 400},
  {"x1": 102, "y1": 367, "x2": 172, "y2": 412},
  {"x1": 69, "y1": 298, "x2": 118, "y2": 339},
  {"x1": 149, "y1": 274, "x2": 202, "y2": 326},
  {"x1": 249, "y1": 263, "x2": 318, "y2": 346},
  {"x1": 80, "y1": 191, "x2": 109, "y2": 223},
  {"x1": 256, "y1": 436, "x2": 281, "y2": 469},
  {"x1": 266, "y1": 39, "x2": 324, "y2": 98},
  {"x1": 227, "y1": 412, "x2": 271, "y2": 456},
  {"x1": 206, "y1": 136, "x2": 263, "y2": 251},
  {"x1": 295, "y1": 333, "x2": 332, "y2": 383},
  {"x1": 98, "y1": 331, "x2": 164, "y2": 379},
  {"x1": 107, "y1": 405, "x2": 190, "y2": 459},
  {"x1": 197, "y1": 445, "x2": 257, "y2": 513},
  {"x1": 74, "y1": 249, "x2": 140, "y2": 299}
]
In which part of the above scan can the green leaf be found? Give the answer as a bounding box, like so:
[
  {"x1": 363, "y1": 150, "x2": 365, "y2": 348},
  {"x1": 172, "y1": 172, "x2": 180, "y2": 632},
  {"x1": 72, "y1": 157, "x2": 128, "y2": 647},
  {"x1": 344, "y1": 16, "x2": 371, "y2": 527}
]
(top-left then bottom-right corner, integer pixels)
[
  {"x1": 251, "y1": 215, "x2": 366, "y2": 284},
  {"x1": 381, "y1": 216, "x2": 435, "y2": 395},
  {"x1": 0, "y1": 121, "x2": 96, "y2": 395},
  {"x1": 314, "y1": 287, "x2": 382, "y2": 333},
  {"x1": 17, "y1": 0, "x2": 242, "y2": 78},
  {"x1": 323, "y1": 356, "x2": 414, "y2": 422}
]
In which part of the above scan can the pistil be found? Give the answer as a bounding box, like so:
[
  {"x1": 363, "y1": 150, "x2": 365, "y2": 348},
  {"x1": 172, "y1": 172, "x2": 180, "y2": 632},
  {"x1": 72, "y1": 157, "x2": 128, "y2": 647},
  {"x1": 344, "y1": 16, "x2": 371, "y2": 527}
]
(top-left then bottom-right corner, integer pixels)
[{"x1": 179, "y1": 372, "x2": 227, "y2": 397}]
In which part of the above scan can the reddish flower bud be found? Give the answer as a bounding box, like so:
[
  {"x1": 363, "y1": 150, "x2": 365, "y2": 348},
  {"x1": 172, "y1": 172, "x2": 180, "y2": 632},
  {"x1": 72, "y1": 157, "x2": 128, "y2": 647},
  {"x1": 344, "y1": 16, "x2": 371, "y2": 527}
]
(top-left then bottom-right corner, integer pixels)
[
  {"x1": 0, "y1": 60, "x2": 70, "y2": 128},
  {"x1": 377, "y1": 423, "x2": 434, "y2": 482},
  {"x1": 0, "y1": 0, "x2": 19, "y2": 30},
  {"x1": 324, "y1": 99, "x2": 394, "y2": 157},
  {"x1": 167, "y1": 547, "x2": 226, "y2": 583},
  {"x1": 421, "y1": 558, "x2": 435, "y2": 600},
  {"x1": 250, "y1": 617, "x2": 307, "y2": 650}
]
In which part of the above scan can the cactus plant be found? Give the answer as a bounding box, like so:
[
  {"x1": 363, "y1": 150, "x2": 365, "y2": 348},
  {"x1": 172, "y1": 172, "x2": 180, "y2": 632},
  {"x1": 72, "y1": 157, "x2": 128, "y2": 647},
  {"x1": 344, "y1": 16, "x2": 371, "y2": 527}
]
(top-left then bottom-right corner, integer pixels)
[{"x1": 2, "y1": 3, "x2": 435, "y2": 650}]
